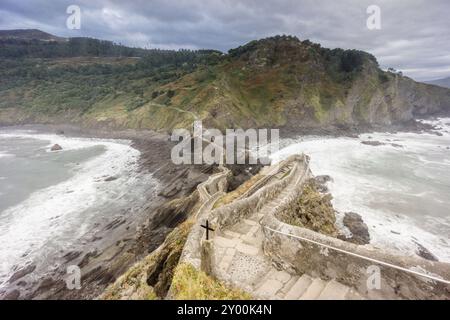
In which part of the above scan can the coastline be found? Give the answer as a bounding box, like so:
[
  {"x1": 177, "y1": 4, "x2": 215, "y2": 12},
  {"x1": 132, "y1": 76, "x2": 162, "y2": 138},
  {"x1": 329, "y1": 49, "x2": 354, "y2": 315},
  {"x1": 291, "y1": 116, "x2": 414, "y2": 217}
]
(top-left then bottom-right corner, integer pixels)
[
  {"x1": 274, "y1": 117, "x2": 450, "y2": 263},
  {"x1": 0, "y1": 124, "x2": 213, "y2": 300},
  {"x1": 0, "y1": 116, "x2": 448, "y2": 300}
]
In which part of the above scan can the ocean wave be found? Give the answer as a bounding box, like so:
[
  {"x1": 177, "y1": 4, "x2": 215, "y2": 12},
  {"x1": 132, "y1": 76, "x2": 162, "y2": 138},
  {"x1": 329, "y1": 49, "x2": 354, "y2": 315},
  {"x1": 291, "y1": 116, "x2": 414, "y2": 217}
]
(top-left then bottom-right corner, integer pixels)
[
  {"x1": 272, "y1": 119, "x2": 450, "y2": 262},
  {"x1": 0, "y1": 132, "x2": 160, "y2": 285}
]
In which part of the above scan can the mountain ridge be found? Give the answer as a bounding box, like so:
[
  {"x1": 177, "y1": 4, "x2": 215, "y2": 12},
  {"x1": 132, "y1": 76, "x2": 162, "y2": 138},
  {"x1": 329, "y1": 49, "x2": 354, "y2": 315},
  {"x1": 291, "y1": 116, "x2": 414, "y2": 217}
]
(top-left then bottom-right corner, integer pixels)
[
  {"x1": 425, "y1": 76, "x2": 450, "y2": 89},
  {"x1": 1, "y1": 30, "x2": 449, "y2": 132},
  {"x1": 0, "y1": 29, "x2": 66, "y2": 42}
]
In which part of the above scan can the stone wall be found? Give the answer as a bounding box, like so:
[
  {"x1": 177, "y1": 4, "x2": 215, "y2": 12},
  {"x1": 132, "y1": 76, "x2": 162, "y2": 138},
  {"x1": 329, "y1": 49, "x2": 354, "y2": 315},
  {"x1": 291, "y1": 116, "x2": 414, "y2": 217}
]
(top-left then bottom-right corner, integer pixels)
[
  {"x1": 178, "y1": 166, "x2": 230, "y2": 268},
  {"x1": 260, "y1": 160, "x2": 450, "y2": 299},
  {"x1": 210, "y1": 155, "x2": 307, "y2": 230}
]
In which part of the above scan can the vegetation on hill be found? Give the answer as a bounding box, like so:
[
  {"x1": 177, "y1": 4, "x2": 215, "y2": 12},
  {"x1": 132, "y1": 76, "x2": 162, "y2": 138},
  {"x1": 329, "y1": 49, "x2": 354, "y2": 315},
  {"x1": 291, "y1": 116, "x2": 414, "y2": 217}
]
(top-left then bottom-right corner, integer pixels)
[{"x1": 1, "y1": 31, "x2": 449, "y2": 131}]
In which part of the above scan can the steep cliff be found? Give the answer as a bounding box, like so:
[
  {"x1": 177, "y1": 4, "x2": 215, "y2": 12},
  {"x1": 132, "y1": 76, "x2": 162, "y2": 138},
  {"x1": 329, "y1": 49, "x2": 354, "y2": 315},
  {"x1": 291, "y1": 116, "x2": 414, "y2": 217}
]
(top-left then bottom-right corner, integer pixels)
[{"x1": 1, "y1": 33, "x2": 449, "y2": 131}]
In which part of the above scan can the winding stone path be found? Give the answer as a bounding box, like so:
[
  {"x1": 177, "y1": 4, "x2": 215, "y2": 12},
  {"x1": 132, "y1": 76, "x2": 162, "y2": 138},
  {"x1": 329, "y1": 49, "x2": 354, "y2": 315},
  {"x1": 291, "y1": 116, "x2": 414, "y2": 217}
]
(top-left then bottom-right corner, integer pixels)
[
  {"x1": 211, "y1": 162, "x2": 363, "y2": 300},
  {"x1": 213, "y1": 209, "x2": 363, "y2": 299}
]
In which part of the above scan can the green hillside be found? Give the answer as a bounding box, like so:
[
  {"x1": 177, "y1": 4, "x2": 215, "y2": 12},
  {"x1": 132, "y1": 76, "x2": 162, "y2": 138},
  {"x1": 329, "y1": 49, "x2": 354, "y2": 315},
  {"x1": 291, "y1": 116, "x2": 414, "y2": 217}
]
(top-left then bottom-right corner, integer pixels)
[{"x1": 1, "y1": 32, "x2": 449, "y2": 131}]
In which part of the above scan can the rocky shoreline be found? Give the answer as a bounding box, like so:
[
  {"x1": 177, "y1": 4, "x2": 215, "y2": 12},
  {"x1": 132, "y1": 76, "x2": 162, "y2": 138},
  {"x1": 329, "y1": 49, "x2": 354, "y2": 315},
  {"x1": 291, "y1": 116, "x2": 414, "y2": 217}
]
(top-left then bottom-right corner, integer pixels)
[
  {"x1": 0, "y1": 116, "x2": 446, "y2": 300},
  {"x1": 0, "y1": 123, "x2": 217, "y2": 300}
]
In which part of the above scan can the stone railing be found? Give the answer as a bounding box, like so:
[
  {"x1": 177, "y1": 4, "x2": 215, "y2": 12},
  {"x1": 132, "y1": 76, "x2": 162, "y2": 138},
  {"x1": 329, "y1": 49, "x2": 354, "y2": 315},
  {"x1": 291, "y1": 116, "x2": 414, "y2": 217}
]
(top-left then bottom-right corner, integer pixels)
[
  {"x1": 260, "y1": 157, "x2": 450, "y2": 300},
  {"x1": 209, "y1": 155, "x2": 307, "y2": 230},
  {"x1": 178, "y1": 155, "x2": 306, "y2": 271},
  {"x1": 178, "y1": 165, "x2": 230, "y2": 268}
]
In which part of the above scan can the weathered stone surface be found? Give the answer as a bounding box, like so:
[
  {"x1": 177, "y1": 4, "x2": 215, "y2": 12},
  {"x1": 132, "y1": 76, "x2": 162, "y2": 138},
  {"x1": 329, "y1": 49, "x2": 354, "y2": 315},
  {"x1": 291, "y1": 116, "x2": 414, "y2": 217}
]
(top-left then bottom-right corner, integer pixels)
[
  {"x1": 256, "y1": 279, "x2": 283, "y2": 297},
  {"x1": 200, "y1": 240, "x2": 215, "y2": 277},
  {"x1": 299, "y1": 278, "x2": 326, "y2": 300}
]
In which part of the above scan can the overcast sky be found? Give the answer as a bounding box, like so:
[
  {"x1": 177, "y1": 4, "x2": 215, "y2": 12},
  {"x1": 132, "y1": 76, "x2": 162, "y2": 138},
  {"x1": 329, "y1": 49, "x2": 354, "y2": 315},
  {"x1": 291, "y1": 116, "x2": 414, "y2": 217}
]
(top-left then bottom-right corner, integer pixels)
[{"x1": 1, "y1": 0, "x2": 449, "y2": 81}]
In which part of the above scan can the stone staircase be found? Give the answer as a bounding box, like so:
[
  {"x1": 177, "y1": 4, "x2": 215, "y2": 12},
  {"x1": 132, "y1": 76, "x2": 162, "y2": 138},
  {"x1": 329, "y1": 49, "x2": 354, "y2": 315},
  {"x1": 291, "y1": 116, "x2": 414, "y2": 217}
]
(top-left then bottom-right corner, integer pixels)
[
  {"x1": 212, "y1": 211, "x2": 362, "y2": 300},
  {"x1": 184, "y1": 154, "x2": 450, "y2": 300}
]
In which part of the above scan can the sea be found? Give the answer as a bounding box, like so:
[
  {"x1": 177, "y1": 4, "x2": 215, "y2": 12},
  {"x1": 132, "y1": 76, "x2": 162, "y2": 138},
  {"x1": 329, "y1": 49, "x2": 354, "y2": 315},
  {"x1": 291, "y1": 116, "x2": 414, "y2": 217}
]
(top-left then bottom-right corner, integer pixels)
[
  {"x1": 272, "y1": 118, "x2": 450, "y2": 262},
  {"x1": 0, "y1": 130, "x2": 159, "y2": 289}
]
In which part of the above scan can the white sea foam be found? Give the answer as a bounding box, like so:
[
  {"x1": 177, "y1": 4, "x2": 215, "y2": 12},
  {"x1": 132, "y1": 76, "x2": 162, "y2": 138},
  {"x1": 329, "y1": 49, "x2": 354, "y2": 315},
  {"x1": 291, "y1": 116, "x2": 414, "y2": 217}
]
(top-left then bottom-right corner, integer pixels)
[
  {"x1": 271, "y1": 118, "x2": 450, "y2": 262},
  {"x1": 0, "y1": 132, "x2": 160, "y2": 285}
]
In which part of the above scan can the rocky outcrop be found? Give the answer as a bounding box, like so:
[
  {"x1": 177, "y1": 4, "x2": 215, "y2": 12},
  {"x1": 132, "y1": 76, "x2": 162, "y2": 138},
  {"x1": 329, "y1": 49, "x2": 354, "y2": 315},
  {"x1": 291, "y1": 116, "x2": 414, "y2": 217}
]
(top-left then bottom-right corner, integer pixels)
[
  {"x1": 276, "y1": 179, "x2": 337, "y2": 237},
  {"x1": 50, "y1": 144, "x2": 62, "y2": 151},
  {"x1": 100, "y1": 218, "x2": 195, "y2": 300},
  {"x1": 339, "y1": 212, "x2": 370, "y2": 245}
]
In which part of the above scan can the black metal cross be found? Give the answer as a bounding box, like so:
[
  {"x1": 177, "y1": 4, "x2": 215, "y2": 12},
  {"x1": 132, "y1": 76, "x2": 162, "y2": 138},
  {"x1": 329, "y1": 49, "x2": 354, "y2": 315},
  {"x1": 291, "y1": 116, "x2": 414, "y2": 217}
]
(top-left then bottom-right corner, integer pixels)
[{"x1": 200, "y1": 220, "x2": 215, "y2": 240}]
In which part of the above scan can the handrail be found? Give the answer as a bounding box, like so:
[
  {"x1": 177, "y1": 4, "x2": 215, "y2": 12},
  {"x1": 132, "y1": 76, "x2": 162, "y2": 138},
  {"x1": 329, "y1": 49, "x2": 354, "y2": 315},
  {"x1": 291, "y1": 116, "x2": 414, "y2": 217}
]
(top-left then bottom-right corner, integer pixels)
[{"x1": 263, "y1": 225, "x2": 450, "y2": 285}]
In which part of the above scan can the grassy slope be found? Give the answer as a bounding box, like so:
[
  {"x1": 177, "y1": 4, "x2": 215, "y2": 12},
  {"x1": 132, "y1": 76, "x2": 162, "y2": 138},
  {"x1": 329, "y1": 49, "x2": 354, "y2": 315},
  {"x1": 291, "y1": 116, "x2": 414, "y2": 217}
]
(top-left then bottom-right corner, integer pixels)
[{"x1": 1, "y1": 36, "x2": 449, "y2": 131}]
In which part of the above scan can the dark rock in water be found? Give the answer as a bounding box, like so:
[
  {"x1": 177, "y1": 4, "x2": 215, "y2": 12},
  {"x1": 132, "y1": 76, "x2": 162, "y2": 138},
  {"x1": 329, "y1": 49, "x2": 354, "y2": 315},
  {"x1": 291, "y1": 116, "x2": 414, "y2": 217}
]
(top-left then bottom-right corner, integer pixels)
[
  {"x1": 390, "y1": 143, "x2": 403, "y2": 148},
  {"x1": 8, "y1": 264, "x2": 36, "y2": 283},
  {"x1": 56, "y1": 130, "x2": 65, "y2": 135},
  {"x1": 36, "y1": 277, "x2": 56, "y2": 292},
  {"x1": 3, "y1": 289, "x2": 20, "y2": 300},
  {"x1": 104, "y1": 176, "x2": 118, "y2": 182},
  {"x1": 17, "y1": 281, "x2": 27, "y2": 287},
  {"x1": 414, "y1": 242, "x2": 439, "y2": 261},
  {"x1": 50, "y1": 144, "x2": 62, "y2": 151},
  {"x1": 314, "y1": 175, "x2": 333, "y2": 193},
  {"x1": 104, "y1": 217, "x2": 126, "y2": 231},
  {"x1": 390, "y1": 230, "x2": 401, "y2": 235},
  {"x1": 63, "y1": 251, "x2": 82, "y2": 263},
  {"x1": 340, "y1": 212, "x2": 370, "y2": 245},
  {"x1": 315, "y1": 175, "x2": 333, "y2": 184},
  {"x1": 361, "y1": 140, "x2": 385, "y2": 147}
]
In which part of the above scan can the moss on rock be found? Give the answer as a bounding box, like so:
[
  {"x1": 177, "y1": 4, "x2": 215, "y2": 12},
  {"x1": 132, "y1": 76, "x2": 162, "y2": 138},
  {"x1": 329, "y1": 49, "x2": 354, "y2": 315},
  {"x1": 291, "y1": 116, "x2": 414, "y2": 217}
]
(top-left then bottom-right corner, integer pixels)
[
  {"x1": 278, "y1": 179, "x2": 337, "y2": 236},
  {"x1": 99, "y1": 218, "x2": 194, "y2": 300},
  {"x1": 171, "y1": 263, "x2": 251, "y2": 300}
]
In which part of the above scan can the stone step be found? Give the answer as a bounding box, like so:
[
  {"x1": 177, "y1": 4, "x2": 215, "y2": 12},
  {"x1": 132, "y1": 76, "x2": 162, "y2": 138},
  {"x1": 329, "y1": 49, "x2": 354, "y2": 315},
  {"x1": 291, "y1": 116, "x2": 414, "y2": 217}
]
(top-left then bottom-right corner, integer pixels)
[
  {"x1": 253, "y1": 269, "x2": 277, "y2": 291},
  {"x1": 299, "y1": 278, "x2": 327, "y2": 300},
  {"x1": 255, "y1": 278, "x2": 284, "y2": 298},
  {"x1": 222, "y1": 230, "x2": 242, "y2": 239},
  {"x1": 317, "y1": 280, "x2": 349, "y2": 300},
  {"x1": 279, "y1": 275, "x2": 299, "y2": 297},
  {"x1": 284, "y1": 274, "x2": 313, "y2": 300},
  {"x1": 235, "y1": 242, "x2": 259, "y2": 256},
  {"x1": 214, "y1": 236, "x2": 240, "y2": 248}
]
